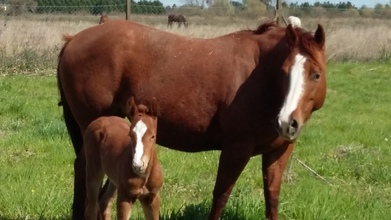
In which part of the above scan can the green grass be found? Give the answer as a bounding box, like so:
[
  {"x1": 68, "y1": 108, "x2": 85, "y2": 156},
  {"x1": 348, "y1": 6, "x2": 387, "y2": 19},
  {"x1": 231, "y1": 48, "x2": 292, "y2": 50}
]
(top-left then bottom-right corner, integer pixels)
[{"x1": 1, "y1": 61, "x2": 391, "y2": 219}]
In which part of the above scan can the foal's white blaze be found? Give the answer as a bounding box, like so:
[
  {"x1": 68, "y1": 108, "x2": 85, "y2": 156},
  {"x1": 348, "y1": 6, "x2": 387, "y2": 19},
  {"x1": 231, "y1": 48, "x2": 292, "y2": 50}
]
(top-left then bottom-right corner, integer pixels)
[
  {"x1": 278, "y1": 54, "x2": 306, "y2": 127},
  {"x1": 132, "y1": 120, "x2": 148, "y2": 169}
]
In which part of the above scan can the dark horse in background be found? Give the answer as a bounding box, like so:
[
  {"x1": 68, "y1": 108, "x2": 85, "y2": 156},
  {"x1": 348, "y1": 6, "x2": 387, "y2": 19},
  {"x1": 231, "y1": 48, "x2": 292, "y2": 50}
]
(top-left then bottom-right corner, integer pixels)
[
  {"x1": 57, "y1": 20, "x2": 327, "y2": 220},
  {"x1": 167, "y1": 14, "x2": 188, "y2": 28}
]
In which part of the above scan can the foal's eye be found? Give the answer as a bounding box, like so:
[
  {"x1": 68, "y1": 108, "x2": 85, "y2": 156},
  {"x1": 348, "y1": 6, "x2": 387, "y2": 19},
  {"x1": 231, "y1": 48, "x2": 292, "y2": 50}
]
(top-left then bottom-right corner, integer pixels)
[
  {"x1": 151, "y1": 135, "x2": 155, "y2": 139},
  {"x1": 311, "y1": 72, "x2": 321, "y2": 81}
]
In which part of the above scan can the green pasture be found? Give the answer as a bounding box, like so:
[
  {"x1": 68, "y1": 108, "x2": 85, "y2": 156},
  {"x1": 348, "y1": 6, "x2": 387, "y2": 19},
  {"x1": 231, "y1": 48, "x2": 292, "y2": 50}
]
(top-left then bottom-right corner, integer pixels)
[{"x1": 0, "y1": 62, "x2": 390, "y2": 219}]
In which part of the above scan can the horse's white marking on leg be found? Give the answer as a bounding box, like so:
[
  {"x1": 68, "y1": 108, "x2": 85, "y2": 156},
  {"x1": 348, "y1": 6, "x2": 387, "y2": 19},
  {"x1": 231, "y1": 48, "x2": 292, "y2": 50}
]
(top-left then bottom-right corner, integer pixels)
[{"x1": 278, "y1": 54, "x2": 306, "y2": 127}]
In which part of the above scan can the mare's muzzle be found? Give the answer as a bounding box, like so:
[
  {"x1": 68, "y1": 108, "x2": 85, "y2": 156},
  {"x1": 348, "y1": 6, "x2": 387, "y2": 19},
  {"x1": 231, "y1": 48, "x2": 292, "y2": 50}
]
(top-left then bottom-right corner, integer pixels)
[{"x1": 276, "y1": 117, "x2": 302, "y2": 141}]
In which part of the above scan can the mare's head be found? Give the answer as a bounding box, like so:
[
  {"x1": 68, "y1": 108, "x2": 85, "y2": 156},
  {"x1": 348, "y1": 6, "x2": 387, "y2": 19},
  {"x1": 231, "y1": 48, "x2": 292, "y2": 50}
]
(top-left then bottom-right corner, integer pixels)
[
  {"x1": 126, "y1": 97, "x2": 159, "y2": 176},
  {"x1": 276, "y1": 24, "x2": 327, "y2": 141}
]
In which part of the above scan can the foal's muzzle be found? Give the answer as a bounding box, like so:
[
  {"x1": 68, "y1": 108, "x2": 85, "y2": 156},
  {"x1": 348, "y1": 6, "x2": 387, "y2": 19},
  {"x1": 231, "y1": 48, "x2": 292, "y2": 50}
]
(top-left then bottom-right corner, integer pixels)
[{"x1": 132, "y1": 161, "x2": 147, "y2": 176}]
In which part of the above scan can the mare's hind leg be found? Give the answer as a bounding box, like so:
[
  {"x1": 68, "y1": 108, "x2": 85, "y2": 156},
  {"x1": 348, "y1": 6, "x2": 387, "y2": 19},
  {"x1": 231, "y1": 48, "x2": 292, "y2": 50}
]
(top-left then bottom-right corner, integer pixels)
[
  {"x1": 61, "y1": 102, "x2": 85, "y2": 219},
  {"x1": 74, "y1": 152, "x2": 87, "y2": 220},
  {"x1": 99, "y1": 180, "x2": 117, "y2": 220},
  {"x1": 208, "y1": 141, "x2": 254, "y2": 220},
  {"x1": 262, "y1": 142, "x2": 294, "y2": 220}
]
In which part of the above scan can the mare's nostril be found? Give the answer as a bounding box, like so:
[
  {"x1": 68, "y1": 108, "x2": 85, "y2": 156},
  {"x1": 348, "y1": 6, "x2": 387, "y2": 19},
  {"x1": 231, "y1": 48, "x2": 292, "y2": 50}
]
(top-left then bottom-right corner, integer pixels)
[{"x1": 290, "y1": 119, "x2": 298, "y2": 129}]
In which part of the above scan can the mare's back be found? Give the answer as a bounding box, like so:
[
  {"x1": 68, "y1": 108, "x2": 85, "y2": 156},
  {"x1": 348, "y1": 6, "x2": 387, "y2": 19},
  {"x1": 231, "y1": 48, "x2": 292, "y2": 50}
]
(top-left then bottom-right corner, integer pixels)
[{"x1": 64, "y1": 20, "x2": 257, "y2": 69}]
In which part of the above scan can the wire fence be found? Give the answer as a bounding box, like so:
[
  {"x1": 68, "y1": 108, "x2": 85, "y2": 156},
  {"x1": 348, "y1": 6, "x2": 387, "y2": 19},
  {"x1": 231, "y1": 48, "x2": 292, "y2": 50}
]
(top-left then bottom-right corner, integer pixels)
[{"x1": 1, "y1": 3, "x2": 391, "y2": 21}]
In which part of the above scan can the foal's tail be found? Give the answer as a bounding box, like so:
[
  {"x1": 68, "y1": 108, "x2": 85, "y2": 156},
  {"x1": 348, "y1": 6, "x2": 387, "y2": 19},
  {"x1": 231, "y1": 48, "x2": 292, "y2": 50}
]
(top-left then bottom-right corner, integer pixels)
[{"x1": 57, "y1": 35, "x2": 83, "y2": 155}]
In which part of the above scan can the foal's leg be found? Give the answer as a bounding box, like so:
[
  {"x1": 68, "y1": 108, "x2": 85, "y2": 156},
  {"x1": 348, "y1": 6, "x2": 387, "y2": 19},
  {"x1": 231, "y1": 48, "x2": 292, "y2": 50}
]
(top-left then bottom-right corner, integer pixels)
[
  {"x1": 99, "y1": 181, "x2": 117, "y2": 220},
  {"x1": 262, "y1": 142, "x2": 294, "y2": 220},
  {"x1": 85, "y1": 158, "x2": 105, "y2": 220},
  {"x1": 208, "y1": 141, "x2": 254, "y2": 220},
  {"x1": 116, "y1": 188, "x2": 137, "y2": 220},
  {"x1": 139, "y1": 193, "x2": 160, "y2": 220},
  {"x1": 139, "y1": 162, "x2": 163, "y2": 220}
]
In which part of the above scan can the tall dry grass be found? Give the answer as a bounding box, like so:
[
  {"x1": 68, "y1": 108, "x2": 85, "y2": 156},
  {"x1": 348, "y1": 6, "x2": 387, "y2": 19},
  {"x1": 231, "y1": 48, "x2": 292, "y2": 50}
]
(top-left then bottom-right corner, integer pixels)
[{"x1": 0, "y1": 14, "x2": 390, "y2": 74}]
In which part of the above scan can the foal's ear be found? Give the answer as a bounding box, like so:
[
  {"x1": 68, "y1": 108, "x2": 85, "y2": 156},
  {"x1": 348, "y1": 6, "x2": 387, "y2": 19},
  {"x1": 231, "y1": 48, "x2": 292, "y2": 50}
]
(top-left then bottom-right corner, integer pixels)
[
  {"x1": 314, "y1": 24, "x2": 325, "y2": 50},
  {"x1": 149, "y1": 97, "x2": 160, "y2": 118},
  {"x1": 126, "y1": 96, "x2": 137, "y2": 117},
  {"x1": 285, "y1": 24, "x2": 298, "y2": 48}
]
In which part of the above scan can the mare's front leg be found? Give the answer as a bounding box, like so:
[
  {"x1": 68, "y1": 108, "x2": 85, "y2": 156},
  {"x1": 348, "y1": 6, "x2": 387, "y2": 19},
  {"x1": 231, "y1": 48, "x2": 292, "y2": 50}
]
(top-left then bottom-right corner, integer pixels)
[
  {"x1": 262, "y1": 142, "x2": 294, "y2": 220},
  {"x1": 208, "y1": 141, "x2": 254, "y2": 220}
]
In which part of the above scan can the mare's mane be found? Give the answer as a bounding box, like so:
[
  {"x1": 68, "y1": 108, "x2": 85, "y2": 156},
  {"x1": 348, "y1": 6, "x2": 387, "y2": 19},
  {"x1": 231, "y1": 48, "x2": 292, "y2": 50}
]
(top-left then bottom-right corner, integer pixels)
[
  {"x1": 254, "y1": 22, "x2": 279, "y2": 35},
  {"x1": 295, "y1": 27, "x2": 325, "y2": 66},
  {"x1": 228, "y1": 22, "x2": 279, "y2": 36}
]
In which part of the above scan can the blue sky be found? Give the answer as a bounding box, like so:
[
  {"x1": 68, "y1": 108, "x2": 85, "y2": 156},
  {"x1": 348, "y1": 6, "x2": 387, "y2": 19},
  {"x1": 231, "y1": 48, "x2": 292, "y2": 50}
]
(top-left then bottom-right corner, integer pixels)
[{"x1": 160, "y1": 0, "x2": 389, "y2": 8}]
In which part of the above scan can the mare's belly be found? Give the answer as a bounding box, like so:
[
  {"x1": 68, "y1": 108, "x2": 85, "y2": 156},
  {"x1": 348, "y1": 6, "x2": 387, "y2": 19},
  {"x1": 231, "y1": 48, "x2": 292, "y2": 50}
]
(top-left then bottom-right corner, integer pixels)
[{"x1": 156, "y1": 122, "x2": 222, "y2": 152}]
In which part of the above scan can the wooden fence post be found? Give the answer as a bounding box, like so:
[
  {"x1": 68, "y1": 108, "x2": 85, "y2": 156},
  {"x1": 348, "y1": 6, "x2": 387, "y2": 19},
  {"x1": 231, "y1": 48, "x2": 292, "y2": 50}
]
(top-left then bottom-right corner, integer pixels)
[
  {"x1": 274, "y1": 0, "x2": 287, "y2": 25},
  {"x1": 126, "y1": 0, "x2": 131, "y2": 20}
]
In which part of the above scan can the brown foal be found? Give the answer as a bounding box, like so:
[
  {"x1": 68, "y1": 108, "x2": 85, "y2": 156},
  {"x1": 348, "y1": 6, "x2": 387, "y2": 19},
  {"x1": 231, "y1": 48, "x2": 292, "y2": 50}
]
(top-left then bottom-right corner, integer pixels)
[{"x1": 83, "y1": 97, "x2": 161, "y2": 220}]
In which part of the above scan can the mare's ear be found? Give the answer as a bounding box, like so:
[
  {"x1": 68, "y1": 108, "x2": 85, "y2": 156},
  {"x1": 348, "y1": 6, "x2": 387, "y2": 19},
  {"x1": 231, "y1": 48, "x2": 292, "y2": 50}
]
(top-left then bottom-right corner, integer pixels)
[
  {"x1": 314, "y1": 24, "x2": 325, "y2": 50},
  {"x1": 150, "y1": 97, "x2": 160, "y2": 118},
  {"x1": 285, "y1": 24, "x2": 298, "y2": 48}
]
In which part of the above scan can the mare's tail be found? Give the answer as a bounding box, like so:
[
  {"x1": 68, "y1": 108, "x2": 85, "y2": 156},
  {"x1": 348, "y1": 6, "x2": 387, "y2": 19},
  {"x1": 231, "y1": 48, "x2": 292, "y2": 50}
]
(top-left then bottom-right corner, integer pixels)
[
  {"x1": 57, "y1": 35, "x2": 86, "y2": 219},
  {"x1": 57, "y1": 34, "x2": 83, "y2": 155}
]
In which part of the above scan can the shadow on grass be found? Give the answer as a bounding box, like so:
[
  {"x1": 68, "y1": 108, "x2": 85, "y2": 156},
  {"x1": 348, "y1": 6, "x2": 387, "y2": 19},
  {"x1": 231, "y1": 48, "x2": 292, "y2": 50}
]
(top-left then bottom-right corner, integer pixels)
[
  {"x1": 0, "y1": 202, "x2": 251, "y2": 220},
  {"x1": 160, "y1": 201, "x2": 248, "y2": 220}
]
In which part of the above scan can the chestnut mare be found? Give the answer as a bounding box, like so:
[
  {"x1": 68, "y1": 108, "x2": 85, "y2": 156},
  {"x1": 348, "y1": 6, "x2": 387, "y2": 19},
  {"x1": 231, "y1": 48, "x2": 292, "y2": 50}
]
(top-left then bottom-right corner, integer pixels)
[
  {"x1": 84, "y1": 97, "x2": 161, "y2": 220},
  {"x1": 57, "y1": 20, "x2": 327, "y2": 220}
]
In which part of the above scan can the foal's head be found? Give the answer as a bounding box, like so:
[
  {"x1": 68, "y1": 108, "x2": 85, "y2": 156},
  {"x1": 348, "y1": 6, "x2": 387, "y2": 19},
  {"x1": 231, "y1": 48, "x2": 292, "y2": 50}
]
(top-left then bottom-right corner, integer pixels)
[
  {"x1": 276, "y1": 24, "x2": 326, "y2": 141},
  {"x1": 126, "y1": 97, "x2": 159, "y2": 176}
]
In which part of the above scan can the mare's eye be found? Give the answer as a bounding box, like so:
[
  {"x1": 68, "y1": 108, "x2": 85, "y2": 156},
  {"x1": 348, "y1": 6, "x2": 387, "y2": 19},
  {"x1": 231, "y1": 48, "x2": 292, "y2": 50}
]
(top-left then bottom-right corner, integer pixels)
[
  {"x1": 151, "y1": 135, "x2": 155, "y2": 139},
  {"x1": 311, "y1": 72, "x2": 321, "y2": 81}
]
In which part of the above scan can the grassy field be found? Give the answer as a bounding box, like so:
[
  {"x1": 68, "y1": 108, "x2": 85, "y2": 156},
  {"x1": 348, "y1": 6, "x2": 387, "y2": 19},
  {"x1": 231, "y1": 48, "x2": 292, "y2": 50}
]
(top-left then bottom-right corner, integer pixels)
[
  {"x1": 0, "y1": 60, "x2": 390, "y2": 219},
  {"x1": 1, "y1": 14, "x2": 391, "y2": 219}
]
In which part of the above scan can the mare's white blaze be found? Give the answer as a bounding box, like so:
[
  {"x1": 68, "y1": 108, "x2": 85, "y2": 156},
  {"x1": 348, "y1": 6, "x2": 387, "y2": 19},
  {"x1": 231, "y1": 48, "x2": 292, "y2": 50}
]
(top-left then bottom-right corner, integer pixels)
[
  {"x1": 132, "y1": 120, "x2": 147, "y2": 168},
  {"x1": 278, "y1": 54, "x2": 306, "y2": 126}
]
